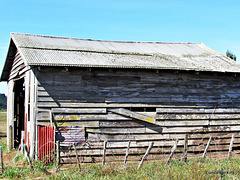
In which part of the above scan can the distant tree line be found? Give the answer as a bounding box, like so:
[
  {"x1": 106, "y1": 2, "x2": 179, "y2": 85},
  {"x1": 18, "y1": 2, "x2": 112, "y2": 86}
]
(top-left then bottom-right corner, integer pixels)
[
  {"x1": 226, "y1": 50, "x2": 237, "y2": 61},
  {"x1": 0, "y1": 93, "x2": 7, "y2": 110}
]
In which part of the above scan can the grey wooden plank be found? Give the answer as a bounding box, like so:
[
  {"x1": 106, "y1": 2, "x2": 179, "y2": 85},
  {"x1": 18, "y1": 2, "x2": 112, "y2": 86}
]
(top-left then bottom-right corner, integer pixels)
[
  {"x1": 52, "y1": 108, "x2": 106, "y2": 114},
  {"x1": 108, "y1": 108, "x2": 155, "y2": 124},
  {"x1": 156, "y1": 114, "x2": 240, "y2": 120},
  {"x1": 156, "y1": 108, "x2": 240, "y2": 114},
  {"x1": 99, "y1": 121, "x2": 143, "y2": 127}
]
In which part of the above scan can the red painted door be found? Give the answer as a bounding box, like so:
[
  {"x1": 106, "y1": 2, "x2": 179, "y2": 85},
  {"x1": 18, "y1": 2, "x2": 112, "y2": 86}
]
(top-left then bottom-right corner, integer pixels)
[{"x1": 37, "y1": 126, "x2": 55, "y2": 164}]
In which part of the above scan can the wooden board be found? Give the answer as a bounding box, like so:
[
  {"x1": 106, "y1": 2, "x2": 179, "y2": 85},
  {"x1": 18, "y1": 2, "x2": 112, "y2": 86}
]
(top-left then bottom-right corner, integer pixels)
[{"x1": 109, "y1": 108, "x2": 155, "y2": 123}]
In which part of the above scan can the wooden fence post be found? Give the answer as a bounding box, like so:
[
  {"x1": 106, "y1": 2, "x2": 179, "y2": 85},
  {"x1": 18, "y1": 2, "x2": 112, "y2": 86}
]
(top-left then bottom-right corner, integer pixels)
[
  {"x1": 73, "y1": 144, "x2": 81, "y2": 171},
  {"x1": 8, "y1": 125, "x2": 12, "y2": 152},
  {"x1": 202, "y1": 136, "x2": 212, "y2": 159},
  {"x1": 0, "y1": 146, "x2": 3, "y2": 174},
  {"x1": 228, "y1": 134, "x2": 235, "y2": 159},
  {"x1": 56, "y1": 141, "x2": 60, "y2": 168},
  {"x1": 165, "y1": 139, "x2": 179, "y2": 166},
  {"x1": 21, "y1": 131, "x2": 25, "y2": 155},
  {"x1": 102, "y1": 141, "x2": 107, "y2": 165},
  {"x1": 183, "y1": 134, "x2": 188, "y2": 163},
  {"x1": 124, "y1": 141, "x2": 131, "y2": 167},
  {"x1": 138, "y1": 142, "x2": 154, "y2": 169}
]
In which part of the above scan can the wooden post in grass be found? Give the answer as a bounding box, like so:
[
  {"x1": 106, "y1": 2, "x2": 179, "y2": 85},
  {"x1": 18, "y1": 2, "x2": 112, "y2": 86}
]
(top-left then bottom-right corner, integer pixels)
[
  {"x1": 183, "y1": 134, "x2": 188, "y2": 163},
  {"x1": 8, "y1": 125, "x2": 12, "y2": 152},
  {"x1": 73, "y1": 144, "x2": 81, "y2": 171},
  {"x1": 56, "y1": 141, "x2": 60, "y2": 168},
  {"x1": 102, "y1": 141, "x2": 107, "y2": 165},
  {"x1": 0, "y1": 146, "x2": 3, "y2": 173},
  {"x1": 138, "y1": 142, "x2": 154, "y2": 169},
  {"x1": 124, "y1": 141, "x2": 131, "y2": 167},
  {"x1": 21, "y1": 131, "x2": 25, "y2": 155},
  {"x1": 165, "y1": 139, "x2": 179, "y2": 166},
  {"x1": 24, "y1": 145, "x2": 33, "y2": 169},
  {"x1": 202, "y1": 136, "x2": 212, "y2": 159},
  {"x1": 228, "y1": 134, "x2": 235, "y2": 159}
]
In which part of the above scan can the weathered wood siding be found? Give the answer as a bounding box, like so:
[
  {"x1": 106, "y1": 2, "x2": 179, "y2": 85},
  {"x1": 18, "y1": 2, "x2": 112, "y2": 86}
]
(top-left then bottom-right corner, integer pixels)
[
  {"x1": 36, "y1": 68, "x2": 240, "y2": 107},
  {"x1": 35, "y1": 67, "x2": 240, "y2": 163},
  {"x1": 7, "y1": 50, "x2": 31, "y2": 150},
  {"x1": 8, "y1": 50, "x2": 29, "y2": 81}
]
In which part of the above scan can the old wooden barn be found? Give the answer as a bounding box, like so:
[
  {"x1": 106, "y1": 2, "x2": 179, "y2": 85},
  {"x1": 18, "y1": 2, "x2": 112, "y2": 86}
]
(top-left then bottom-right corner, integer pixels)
[{"x1": 1, "y1": 32, "x2": 240, "y2": 163}]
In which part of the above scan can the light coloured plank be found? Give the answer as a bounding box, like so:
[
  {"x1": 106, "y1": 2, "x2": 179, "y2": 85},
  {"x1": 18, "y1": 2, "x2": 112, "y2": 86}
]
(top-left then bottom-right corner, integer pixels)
[
  {"x1": 156, "y1": 114, "x2": 240, "y2": 120},
  {"x1": 52, "y1": 108, "x2": 107, "y2": 114},
  {"x1": 38, "y1": 121, "x2": 99, "y2": 127},
  {"x1": 156, "y1": 107, "x2": 240, "y2": 114},
  {"x1": 109, "y1": 108, "x2": 155, "y2": 124}
]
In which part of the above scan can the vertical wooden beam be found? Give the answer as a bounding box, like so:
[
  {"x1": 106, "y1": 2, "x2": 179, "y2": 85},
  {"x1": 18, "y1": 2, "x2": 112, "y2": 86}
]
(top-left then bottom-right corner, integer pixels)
[
  {"x1": 102, "y1": 141, "x2": 107, "y2": 165},
  {"x1": 165, "y1": 139, "x2": 179, "y2": 166},
  {"x1": 73, "y1": 144, "x2": 81, "y2": 171},
  {"x1": 138, "y1": 142, "x2": 154, "y2": 169},
  {"x1": 228, "y1": 134, "x2": 235, "y2": 159},
  {"x1": 24, "y1": 72, "x2": 30, "y2": 155},
  {"x1": 8, "y1": 126, "x2": 13, "y2": 152},
  {"x1": 56, "y1": 141, "x2": 60, "y2": 168},
  {"x1": 202, "y1": 136, "x2": 212, "y2": 159},
  {"x1": 7, "y1": 80, "x2": 14, "y2": 151},
  {"x1": 49, "y1": 110, "x2": 53, "y2": 127},
  {"x1": 0, "y1": 146, "x2": 3, "y2": 173},
  {"x1": 124, "y1": 141, "x2": 131, "y2": 167},
  {"x1": 183, "y1": 134, "x2": 188, "y2": 163},
  {"x1": 30, "y1": 69, "x2": 38, "y2": 158}
]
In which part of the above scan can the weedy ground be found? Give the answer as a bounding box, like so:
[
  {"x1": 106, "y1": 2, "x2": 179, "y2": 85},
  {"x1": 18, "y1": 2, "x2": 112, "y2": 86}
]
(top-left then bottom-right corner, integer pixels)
[
  {"x1": 1, "y1": 157, "x2": 240, "y2": 180},
  {"x1": 1, "y1": 111, "x2": 240, "y2": 180}
]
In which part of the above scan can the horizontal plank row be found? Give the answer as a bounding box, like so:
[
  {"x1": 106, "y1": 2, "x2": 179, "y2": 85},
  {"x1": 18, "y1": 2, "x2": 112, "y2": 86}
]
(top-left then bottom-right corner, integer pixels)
[
  {"x1": 87, "y1": 131, "x2": 239, "y2": 141},
  {"x1": 156, "y1": 114, "x2": 240, "y2": 120},
  {"x1": 51, "y1": 108, "x2": 107, "y2": 114},
  {"x1": 37, "y1": 102, "x2": 238, "y2": 108},
  {"x1": 37, "y1": 86, "x2": 240, "y2": 96},
  {"x1": 38, "y1": 118, "x2": 240, "y2": 127},
  {"x1": 86, "y1": 125, "x2": 240, "y2": 134},
  {"x1": 156, "y1": 107, "x2": 240, "y2": 114}
]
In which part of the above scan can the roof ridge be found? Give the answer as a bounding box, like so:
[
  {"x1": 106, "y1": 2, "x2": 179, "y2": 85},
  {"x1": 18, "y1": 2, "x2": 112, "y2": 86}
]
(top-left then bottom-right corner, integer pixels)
[{"x1": 10, "y1": 32, "x2": 200, "y2": 44}]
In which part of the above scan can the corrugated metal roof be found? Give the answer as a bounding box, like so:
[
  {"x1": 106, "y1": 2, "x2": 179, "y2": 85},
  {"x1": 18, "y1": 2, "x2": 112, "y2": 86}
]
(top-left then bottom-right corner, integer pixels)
[{"x1": 2, "y1": 32, "x2": 240, "y2": 81}]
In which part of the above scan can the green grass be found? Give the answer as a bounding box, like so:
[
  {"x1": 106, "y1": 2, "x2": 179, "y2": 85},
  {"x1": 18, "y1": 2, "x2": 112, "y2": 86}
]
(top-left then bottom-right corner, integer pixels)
[
  {"x1": 0, "y1": 111, "x2": 7, "y2": 148},
  {"x1": 1, "y1": 158, "x2": 240, "y2": 179}
]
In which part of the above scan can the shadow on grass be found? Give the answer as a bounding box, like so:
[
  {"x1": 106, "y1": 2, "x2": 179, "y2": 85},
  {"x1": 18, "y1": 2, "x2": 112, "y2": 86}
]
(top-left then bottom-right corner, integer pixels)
[{"x1": 0, "y1": 131, "x2": 6, "y2": 137}]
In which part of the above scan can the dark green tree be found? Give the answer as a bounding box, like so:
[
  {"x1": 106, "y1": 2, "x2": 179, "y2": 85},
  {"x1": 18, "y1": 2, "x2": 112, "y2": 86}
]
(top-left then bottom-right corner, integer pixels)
[
  {"x1": 226, "y1": 50, "x2": 237, "y2": 61},
  {"x1": 0, "y1": 93, "x2": 7, "y2": 110}
]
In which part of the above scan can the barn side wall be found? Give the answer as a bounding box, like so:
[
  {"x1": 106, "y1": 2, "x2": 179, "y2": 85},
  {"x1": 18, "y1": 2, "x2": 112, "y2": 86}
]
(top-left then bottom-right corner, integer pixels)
[{"x1": 36, "y1": 67, "x2": 240, "y2": 163}]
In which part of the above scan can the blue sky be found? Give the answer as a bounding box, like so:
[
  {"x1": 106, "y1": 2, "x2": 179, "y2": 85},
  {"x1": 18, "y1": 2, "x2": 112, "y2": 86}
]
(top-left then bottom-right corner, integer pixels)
[{"x1": 1, "y1": 0, "x2": 240, "y2": 95}]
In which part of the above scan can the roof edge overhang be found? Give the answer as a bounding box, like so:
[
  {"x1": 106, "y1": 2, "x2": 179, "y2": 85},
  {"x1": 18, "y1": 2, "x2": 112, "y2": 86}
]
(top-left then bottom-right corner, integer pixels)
[
  {"x1": 0, "y1": 38, "x2": 16, "y2": 81},
  {"x1": 0, "y1": 33, "x2": 30, "y2": 82},
  {"x1": 31, "y1": 63, "x2": 240, "y2": 75}
]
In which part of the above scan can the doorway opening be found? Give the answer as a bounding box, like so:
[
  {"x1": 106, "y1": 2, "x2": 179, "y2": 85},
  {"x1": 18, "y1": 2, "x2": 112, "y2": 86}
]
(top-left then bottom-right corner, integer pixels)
[{"x1": 13, "y1": 78, "x2": 25, "y2": 147}]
